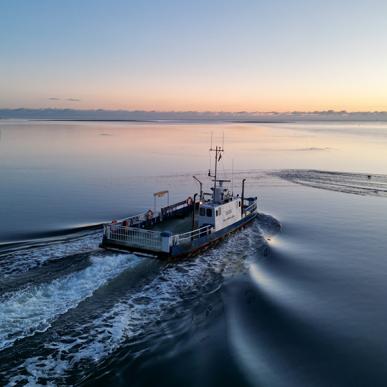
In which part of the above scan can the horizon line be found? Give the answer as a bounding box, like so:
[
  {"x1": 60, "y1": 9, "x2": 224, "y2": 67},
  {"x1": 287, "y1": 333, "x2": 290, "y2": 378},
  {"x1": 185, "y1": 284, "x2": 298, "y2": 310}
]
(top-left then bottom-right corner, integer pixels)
[
  {"x1": 2, "y1": 108, "x2": 387, "y2": 123},
  {"x1": 1, "y1": 108, "x2": 387, "y2": 115}
]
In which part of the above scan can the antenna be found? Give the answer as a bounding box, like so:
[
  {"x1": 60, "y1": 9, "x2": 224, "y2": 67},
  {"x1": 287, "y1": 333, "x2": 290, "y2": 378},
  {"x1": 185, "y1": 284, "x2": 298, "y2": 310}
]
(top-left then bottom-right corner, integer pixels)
[
  {"x1": 209, "y1": 132, "x2": 213, "y2": 176},
  {"x1": 231, "y1": 159, "x2": 234, "y2": 196},
  {"x1": 208, "y1": 144, "x2": 225, "y2": 203}
]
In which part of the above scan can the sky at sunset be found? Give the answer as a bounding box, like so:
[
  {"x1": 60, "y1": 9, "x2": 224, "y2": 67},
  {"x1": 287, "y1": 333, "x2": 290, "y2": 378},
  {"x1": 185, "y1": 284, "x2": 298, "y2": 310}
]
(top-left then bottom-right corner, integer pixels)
[{"x1": 1, "y1": 0, "x2": 387, "y2": 112}]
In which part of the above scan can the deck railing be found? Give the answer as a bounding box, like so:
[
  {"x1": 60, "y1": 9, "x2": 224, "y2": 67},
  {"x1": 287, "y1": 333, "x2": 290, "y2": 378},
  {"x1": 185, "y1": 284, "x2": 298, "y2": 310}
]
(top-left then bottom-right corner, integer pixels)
[
  {"x1": 104, "y1": 224, "x2": 163, "y2": 251},
  {"x1": 161, "y1": 199, "x2": 190, "y2": 218},
  {"x1": 119, "y1": 211, "x2": 150, "y2": 226},
  {"x1": 104, "y1": 222, "x2": 213, "y2": 252},
  {"x1": 118, "y1": 199, "x2": 191, "y2": 227},
  {"x1": 172, "y1": 225, "x2": 213, "y2": 245},
  {"x1": 244, "y1": 199, "x2": 257, "y2": 215}
]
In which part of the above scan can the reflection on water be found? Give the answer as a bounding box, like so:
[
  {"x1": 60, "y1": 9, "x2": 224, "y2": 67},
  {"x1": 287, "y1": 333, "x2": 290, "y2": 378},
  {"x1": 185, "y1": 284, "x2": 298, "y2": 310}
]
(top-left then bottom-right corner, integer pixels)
[
  {"x1": 1, "y1": 119, "x2": 387, "y2": 243},
  {"x1": 1, "y1": 120, "x2": 387, "y2": 386}
]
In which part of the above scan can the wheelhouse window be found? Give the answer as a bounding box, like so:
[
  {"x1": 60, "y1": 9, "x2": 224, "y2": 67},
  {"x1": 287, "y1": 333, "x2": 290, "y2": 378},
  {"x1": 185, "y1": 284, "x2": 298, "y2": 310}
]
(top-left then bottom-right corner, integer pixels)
[
  {"x1": 206, "y1": 208, "x2": 212, "y2": 217},
  {"x1": 200, "y1": 207, "x2": 205, "y2": 216}
]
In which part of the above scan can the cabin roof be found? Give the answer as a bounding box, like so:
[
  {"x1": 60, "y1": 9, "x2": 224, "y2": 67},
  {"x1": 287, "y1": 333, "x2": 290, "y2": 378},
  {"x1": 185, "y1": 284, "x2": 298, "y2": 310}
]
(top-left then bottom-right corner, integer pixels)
[{"x1": 200, "y1": 197, "x2": 240, "y2": 209}]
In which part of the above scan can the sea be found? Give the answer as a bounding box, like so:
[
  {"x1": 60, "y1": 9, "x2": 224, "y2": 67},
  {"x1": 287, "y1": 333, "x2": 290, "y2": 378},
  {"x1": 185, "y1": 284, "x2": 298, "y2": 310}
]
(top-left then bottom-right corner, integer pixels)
[{"x1": 1, "y1": 119, "x2": 387, "y2": 386}]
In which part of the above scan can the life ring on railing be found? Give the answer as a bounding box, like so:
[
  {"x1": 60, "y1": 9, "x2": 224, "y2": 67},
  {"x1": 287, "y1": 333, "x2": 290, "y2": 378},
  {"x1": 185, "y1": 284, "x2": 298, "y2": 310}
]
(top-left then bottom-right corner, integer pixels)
[
  {"x1": 122, "y1": 220, "x2": 128, "y2": 227},
  {"x1": 186, "y1": 196, "x2": 193, "y2": 206},
  {"x1": 146, "y1": 209, "x2": 154, "y2": 220},
  {"x1": 111, "y1": 219, "x2": 117, "y2": 224}
]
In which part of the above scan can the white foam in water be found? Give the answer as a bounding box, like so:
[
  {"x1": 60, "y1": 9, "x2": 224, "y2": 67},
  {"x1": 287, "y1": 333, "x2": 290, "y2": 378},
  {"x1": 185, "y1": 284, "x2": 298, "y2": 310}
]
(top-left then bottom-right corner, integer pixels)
[
  {"x1": 5, "y1": 224, "x2": 267, "y2": 385},
  {"x1": 0, "y1": 253, "x2": 139, "y2": 352},
  {"x1": 276, "y1": 170, "x2": 387, "y2": 197},
  {"x1": 0, "y1": 231, "x2": 102, "y2": 278}
]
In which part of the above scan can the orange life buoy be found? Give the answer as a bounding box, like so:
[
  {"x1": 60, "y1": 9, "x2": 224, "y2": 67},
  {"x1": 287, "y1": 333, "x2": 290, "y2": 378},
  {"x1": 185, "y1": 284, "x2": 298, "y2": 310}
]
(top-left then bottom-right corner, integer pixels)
[{"x1": 146, "y1": 209, "x2": 154, "y2": 220}]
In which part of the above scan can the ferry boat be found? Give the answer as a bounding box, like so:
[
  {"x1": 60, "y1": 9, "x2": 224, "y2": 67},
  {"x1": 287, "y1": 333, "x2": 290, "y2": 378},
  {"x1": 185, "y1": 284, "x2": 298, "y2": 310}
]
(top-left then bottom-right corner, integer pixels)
[{"x1": 100, "y1": 145, "x2": 258, "y2": 258}]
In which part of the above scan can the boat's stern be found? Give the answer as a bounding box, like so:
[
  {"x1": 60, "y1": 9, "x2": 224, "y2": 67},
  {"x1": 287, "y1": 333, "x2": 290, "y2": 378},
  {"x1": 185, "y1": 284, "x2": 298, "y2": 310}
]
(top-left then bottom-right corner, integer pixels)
[{"x1": 101, "y1": 223, "x2": 173, "y2": 257}]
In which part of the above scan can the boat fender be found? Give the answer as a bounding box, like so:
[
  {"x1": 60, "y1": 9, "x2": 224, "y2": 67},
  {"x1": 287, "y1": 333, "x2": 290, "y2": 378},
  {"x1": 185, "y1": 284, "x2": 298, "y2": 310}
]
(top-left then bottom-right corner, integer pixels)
[
  {"x1": 146, "y1": 209, "x2": 154, "y2": 220},
  {"x1": 186, "y1": 196, "x2": 193, "y2": 206}
]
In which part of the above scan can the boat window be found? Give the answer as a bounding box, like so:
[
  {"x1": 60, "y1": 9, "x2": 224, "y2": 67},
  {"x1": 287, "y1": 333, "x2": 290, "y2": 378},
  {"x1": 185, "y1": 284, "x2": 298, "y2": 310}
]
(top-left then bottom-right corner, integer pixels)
[
  {"x1": 206, "y1": 208, "x2": 212, "y2": 217},
  {"x1": 238, "y1": 201, "x2": 241, "y2": 207},
  {"x1": 216, "y1": 210, "x2": 218, "y2": 216},
  {"x1": 218, "y1": 207, "x2": 221, "y2": 216},
  {"x1": 200, "y1": 207, "x2": 205, "y2": 216}
]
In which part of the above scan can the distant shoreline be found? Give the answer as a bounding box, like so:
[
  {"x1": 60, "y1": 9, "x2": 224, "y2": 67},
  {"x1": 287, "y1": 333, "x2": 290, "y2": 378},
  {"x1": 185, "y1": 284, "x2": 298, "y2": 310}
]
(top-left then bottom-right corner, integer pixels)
[
  {"x1": 2, "y1": 118, "x2": 387, "y2": 124},
  {"x1": 1, "y1": 108, "x2": 387, "y2": 123}
]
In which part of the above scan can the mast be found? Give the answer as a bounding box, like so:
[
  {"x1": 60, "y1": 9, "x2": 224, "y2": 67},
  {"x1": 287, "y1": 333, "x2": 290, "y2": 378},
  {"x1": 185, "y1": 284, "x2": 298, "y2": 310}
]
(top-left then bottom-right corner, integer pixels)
[
  {"x1": 209, "y1": 144, "x2": 224, "y2": 203},
  {"x1": 231, "y1": 159, "x2": 234, "y2": 196},
  {"x1": 214, "y1": 146, "x2": 218, "y2": 197}
]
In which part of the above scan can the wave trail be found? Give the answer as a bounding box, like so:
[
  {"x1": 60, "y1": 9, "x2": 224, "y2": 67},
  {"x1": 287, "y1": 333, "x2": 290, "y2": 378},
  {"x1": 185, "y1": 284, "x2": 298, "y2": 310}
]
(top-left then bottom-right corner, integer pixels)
[
  {"x1": 3, "y1": 218, "x2": 280, "y2": 385},
  {"x1": 0, "y1": 231, "x2": 101, "y2": 278},
  {"x1": 0, "y1": 254, "x2": 139, "y2": 352},
  {"x1": 275, "y1": 169, "x2": 387, "y2": 197}
]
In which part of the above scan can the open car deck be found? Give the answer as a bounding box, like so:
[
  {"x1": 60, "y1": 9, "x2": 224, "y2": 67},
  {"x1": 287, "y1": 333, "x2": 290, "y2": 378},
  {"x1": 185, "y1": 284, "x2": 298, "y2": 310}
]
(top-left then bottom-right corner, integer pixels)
[{"x1": 151, "y1": 209, "x2": 198, "y2": 234}]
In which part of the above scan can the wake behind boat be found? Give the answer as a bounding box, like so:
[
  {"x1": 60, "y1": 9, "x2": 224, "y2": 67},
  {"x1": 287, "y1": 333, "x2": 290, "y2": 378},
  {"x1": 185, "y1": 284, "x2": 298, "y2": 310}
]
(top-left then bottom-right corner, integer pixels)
[{"x1": 100, "y1": 145, "x2": 258, "y2": 258}]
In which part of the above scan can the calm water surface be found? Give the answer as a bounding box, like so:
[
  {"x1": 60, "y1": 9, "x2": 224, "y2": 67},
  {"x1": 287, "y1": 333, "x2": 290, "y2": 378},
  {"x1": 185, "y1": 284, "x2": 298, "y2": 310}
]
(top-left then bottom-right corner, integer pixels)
[{"x1": 1, "y1": 120, "x2": 387, "y2": 386}]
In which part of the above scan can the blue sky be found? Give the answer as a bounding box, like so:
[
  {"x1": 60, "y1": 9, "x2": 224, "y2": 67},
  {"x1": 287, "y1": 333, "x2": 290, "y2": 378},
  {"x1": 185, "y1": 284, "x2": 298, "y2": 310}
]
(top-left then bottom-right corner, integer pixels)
[{"x1": 1, "y1": 0, "x2": 387, "y2": 111}]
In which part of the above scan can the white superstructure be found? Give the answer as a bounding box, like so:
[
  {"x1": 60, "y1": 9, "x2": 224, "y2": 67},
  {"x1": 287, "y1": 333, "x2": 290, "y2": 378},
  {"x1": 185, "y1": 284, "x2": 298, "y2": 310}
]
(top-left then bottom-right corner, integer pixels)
[
  {"x1": 197, "y1": 146, "x2": 244, "y2": 232},
  {"x1": 198, "y1": 191, "x2": 242, "y2": 232}
]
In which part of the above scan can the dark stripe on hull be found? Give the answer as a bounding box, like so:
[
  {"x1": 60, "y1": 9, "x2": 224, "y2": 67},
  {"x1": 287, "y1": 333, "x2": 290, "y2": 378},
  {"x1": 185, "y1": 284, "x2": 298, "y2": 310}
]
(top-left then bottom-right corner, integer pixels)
[
  {"x1": 99, "y1": 240, "x2": 169, "y2": 258},
  {"x1": 170, "y1": 212, "x2": 257, "y2": 258}
]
